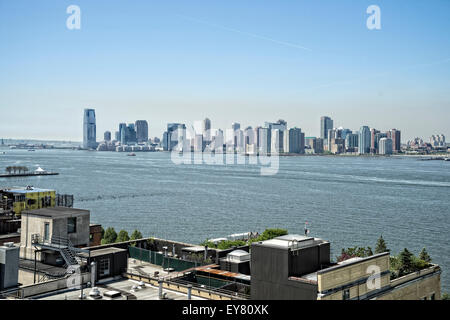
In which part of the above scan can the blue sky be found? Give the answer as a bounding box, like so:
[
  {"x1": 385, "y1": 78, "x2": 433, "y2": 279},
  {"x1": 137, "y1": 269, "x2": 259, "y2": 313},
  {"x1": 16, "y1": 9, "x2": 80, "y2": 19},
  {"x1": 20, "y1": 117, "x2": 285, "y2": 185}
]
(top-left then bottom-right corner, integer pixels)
[{"x1": 0, "y1": 0, "x2": 449, "y2": 141}]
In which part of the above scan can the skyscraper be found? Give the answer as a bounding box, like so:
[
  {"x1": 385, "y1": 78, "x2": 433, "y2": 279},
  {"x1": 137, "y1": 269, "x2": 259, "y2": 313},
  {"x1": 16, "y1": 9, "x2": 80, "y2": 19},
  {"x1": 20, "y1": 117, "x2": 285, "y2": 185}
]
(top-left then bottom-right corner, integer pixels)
[
  {"x1": 286, "y1": 127, "x2": 305, "y2": 154},
  {"x1": 135, "y1": 120, "x2": 149, "y2": 143},
  {"x1": 104, "y1": 131, "x2": 111, "y2": 142},
  {"x1": 389, "y1": 129, "x2": 401, "y2": 153},
  {"x1": 379, "y1": 138, "x2": 393, "y2": 155},
  {"x1": 202, "y1": 118, "x2": 211, "y2": 143},
  {"x1": 258, "y1": 127, "x2": 271, "y2": 154},
  {"x1": 83, "y1": 109, "x2": 97, "y2": 149},
  {"x1": 320, "y1": 116, "x2": 333, "y2": 140},
  {"x1": 266, "y1": 120, "x2": 287, "y2": 152},
  {"x1": 119, "y1": 123, "x2": 127, "y2": 145},
  {"x1": 359, "y1": 126, "x2": 371, "y2": 154}
]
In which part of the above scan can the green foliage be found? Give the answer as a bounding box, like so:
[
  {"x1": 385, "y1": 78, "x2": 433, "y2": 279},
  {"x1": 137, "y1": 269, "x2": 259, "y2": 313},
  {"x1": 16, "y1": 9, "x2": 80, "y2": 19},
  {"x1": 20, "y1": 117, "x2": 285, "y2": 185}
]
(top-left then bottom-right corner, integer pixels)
[
  {"x1": 101, "y1": 227, "x2": 105, "y2": 239},
  {"x1": 442, "y1": 293, "x2": 450, "y2": 300},
  {"x1": 216, "y1": 240, "x2": 246, "y2": 250},
  {"x1": 102, "y1": 227, "x2": 117, "y2": 244},
  {"x1": 248, "y1": 228, "x2": 288, "y2": 244},
  {"x1": 337, "y1": 246, "x2": 373, "y2": 262},
  {"x1": 117, "y1": 230, "x2": 130, "y2": 242},
  {"x1": 200, "y1": 228, "x2": 288, "y2": 250},
  {"x1": 419, "y1": 247, "x2": 431, "y2": 263},
  {"x1": 130, "y1": 229, "x2": 143, "y2": 240},
  {"x1": 375, "y1": 235, "x2": 389, "y2": 254},
  {"x1": 398, "y1": 248, "x2": 414, "y2": 277}
]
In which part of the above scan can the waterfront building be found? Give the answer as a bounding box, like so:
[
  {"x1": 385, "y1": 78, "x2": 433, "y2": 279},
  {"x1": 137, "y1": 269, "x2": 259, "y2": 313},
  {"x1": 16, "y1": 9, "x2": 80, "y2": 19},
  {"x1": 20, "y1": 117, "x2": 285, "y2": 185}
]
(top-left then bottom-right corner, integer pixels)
[
  {"x1": 164, "y1": 123, "x2": 186, "y2": 151},
  {"x1": 305, "y1": 137, "x2": 323, "y2": 154},
  {"x1": 379, "y1": 137, "x2": 393, "y2": 155},
  {"x1": 194, "y1": 134, "x2": 203, "y2": 152},
  {"x1": 330, "y1": 138, "x2": 345, "y2": 154},
  {"x1": 388, "y1": 129, "x2": 401, "y2": 153},
  {"x1": 345, "y1": 133, "x2": 359, "y2": 152},
  {"x1": 285, "y1": 127, "x2": 305, "y2": 154},
  {"x1": 320, "y1": 116, "x2": 333, "y2": 140},
  {"x1": 114, "y1": 131, "x2": 120, "y2": 142},
  {"x1": 359, "y1": 126, "x2": 371, "y2": 154},
  {"x1": 202, "y1": 118, "x2": 211, "y2": 143},
  {"x1": 258, "y1": 127, "x2": 271, "y2": 154},
  {"x1": 265, "y1": 120, "x2": 287, "y2": 152},
  {"x1": 370, "y1": 128, "x2": 380, "y2": 153},
  {"x1": 135, "y1": 120, "x2": 149, "y2": 143},
  {"x1": 375, "y1": 132, "x2": 388, "y2": 153},
  {"x1": 119, "y1": 123, "x2": 127, "y2": 145},
  {"x1": 83, "y1": 108, "x2": 97, "y2": 149},
  {"x1": 104, "y1": 131, "x2": 111, "y2": 142}
]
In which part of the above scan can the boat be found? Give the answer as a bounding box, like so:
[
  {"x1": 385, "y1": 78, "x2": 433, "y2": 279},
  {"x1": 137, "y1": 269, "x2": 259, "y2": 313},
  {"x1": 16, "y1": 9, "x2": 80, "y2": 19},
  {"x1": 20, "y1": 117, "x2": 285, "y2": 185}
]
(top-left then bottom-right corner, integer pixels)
[
  {"x1": 28, "y1": 149, "x2": 35, "y2": 152},
  {"x1": 127, "y1": 153, "x2": 136, "y2": 156},
  {"x1": 445, "y1": 158, "x2": 450, "y2": 161}
]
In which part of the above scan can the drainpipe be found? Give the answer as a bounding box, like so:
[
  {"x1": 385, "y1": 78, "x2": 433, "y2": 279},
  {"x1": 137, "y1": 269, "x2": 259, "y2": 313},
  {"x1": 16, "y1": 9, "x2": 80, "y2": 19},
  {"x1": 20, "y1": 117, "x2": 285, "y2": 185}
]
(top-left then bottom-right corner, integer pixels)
[{"x1": 187, "y1": 284, "x2": 192, "y2": 300}]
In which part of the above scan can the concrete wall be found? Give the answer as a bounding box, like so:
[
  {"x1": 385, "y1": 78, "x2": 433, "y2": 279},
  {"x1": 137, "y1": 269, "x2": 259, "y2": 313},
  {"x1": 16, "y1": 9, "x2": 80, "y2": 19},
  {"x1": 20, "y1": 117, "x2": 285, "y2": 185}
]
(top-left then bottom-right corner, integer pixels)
[
  {"x1": 0, "y1": 244, "x2": 19, "y2": 289},
  {"x1": 250, "y1": 243, "x2": 318, "y2": 300},
  {"x1": 375, "y1": 266, "x2": 441, "y2": 300},
  {"x1": 317, "y1": 253, "x2": 390, "y2": 300}
]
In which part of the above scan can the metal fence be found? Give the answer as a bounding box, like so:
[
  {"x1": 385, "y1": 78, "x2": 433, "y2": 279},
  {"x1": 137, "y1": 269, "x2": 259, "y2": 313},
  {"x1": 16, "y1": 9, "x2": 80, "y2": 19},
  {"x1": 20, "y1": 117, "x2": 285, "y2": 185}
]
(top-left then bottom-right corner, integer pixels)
[{"x1": 128, "y1": 246, "x2": 200, "y2": 272}]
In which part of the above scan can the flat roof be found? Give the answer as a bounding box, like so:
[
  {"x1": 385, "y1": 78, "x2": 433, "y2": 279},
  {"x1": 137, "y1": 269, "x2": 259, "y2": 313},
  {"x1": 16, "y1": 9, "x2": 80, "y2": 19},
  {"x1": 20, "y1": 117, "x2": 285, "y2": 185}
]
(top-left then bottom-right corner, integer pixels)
[
  {"x1": 252, "y1": 234, "x2": 327, "y2": 250},
  {"x1": 181, "y1": 246, "x2": 205, "y2": 253},
  {"x1": 22, "y1": 206, "x2": 89, "y2": 218},
  {"x1": 82, "y1": 247, "x2": 127, "y2": 258},
  {"x1": 195, "y1": 265, "x2": 250, "y2": 281},
  {"x1": 4, "y1": 187, "x2": 54, "y2": 194}
]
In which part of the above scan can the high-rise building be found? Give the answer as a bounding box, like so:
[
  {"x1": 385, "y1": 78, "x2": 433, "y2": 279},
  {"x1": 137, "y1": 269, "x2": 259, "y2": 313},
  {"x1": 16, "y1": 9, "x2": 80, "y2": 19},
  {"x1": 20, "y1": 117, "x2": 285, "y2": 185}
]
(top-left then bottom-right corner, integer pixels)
[
  {"x1": 370, "y1": 128, "x2": 380, "y2": 153},
  {"x1": 258, "y1": 127, "x2": 271, "y2": 154},
  {"x1": 379, "y1": 138, "x2": 393, "y2": 155},
  {"x1": 135, "y1": 120, "x2": 149, "y2": 143},
  {"x1": 320, "y1": 116, "x2": 333, "y2": 140},
  {"x1": 119, "y1": 123, "x2": 127, "y2": 145},
  {"x1": 104, "y1": 131, "x2": 111, "y2": 142},
  {"x1": 126, "y1": 123, "x2": 137, "y2": 145},
  {"x1": 114, "y1": 131, "x2": 120, "y2": 142},
  {"x1": 266, "y1": 120, "x2": 287, "y2": 152},
  {"x1": 164, "y1": 123, "x2": 186, "y2": 151},
  {"x1": 345, "y1": 133, "x2": 359, "y2": 152},
  {"x1": 202, "y1": 118, "x2": 211, "y2": 143},
  {"x1": 388, "y1": 129, "x2": 401, "y2": 153},
  {"x1": 359, "y1": 126, "x2": 371, "y2": 154},
  {"x1": 83, "y1": 109, "x2": 97, "y2": 149},
  {"x1": 285, "y1": 127, "x2": 305, "y2": 154}
]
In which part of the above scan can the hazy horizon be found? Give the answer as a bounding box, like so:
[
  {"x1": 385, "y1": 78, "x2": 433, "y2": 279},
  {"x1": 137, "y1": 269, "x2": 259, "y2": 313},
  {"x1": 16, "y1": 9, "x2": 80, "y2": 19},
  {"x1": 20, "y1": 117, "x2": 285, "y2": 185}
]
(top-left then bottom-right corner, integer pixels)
[{"x1": 1, "y1": 0, "x2": 449, "y2": 142}]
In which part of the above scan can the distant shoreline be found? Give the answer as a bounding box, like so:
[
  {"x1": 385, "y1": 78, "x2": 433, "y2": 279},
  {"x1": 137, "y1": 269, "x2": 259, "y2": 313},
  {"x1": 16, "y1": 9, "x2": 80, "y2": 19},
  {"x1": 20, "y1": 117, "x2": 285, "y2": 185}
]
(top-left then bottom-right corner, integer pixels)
[{"x1": 0, "y1": 172, "x2": 59, "y2": 178}]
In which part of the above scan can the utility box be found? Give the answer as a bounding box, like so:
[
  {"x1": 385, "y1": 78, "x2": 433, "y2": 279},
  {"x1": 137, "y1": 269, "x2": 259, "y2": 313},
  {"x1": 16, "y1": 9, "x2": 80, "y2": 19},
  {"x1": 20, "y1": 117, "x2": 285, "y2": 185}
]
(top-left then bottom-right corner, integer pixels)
[{"x1": 0, "y1": 242, "x2": 20, "y2": 290}]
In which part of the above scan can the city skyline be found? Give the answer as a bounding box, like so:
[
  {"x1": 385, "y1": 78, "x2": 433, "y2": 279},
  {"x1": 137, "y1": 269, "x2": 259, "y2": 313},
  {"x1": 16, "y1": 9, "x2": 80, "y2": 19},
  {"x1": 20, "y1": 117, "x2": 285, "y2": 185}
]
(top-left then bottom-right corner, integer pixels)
[{"x1": 1, "y1": 1, "x2": 450, "y2": 141}]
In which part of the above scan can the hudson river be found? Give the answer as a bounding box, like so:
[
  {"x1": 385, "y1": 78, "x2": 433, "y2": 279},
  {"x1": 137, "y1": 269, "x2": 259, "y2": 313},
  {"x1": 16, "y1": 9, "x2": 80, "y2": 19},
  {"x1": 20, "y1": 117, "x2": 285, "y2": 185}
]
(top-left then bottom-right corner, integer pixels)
[{"x1": 1, "y1": 149, "x2": 449, "y2": 292}]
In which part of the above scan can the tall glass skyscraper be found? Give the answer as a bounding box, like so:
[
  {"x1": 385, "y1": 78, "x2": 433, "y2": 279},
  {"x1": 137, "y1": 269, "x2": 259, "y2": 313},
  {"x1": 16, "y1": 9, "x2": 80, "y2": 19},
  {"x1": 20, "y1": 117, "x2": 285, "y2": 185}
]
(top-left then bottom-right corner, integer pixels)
[
  {"x1": 83, "y1": 108, "x2": 97, "y2": 149},
  {"x1": 135, "y1": 120, "x2": 149, "y2": 143},
  {"x1": 320, "y1": 116, "x2": 333, "y2": 140},
  {"x1": 359, "y1": 126, "x2": 371, "y2": 154}
]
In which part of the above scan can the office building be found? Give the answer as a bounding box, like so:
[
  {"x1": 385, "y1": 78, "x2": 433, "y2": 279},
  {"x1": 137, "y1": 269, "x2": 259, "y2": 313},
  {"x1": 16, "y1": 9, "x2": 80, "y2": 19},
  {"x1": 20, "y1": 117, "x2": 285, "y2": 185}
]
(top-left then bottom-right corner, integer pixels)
[
  {"x1": 286, "y1": 127, "x2": 305, "y2": 154},
  {"x1": 258, "y1": 127, "x2": 271, "y2": 154},
  {"x1": 388, "y1": 129, "x2": 401, "y2": 153},
  {"x1": 202, "y1": 118, "x2": 212, "y2": 143},
  {"x1": 104, "y1": 131, "x2": 111, "y2": 142},
  {"x1": 359, "y1": 126, "x2": 371, "y2": 154},
  {"x1": 345, "y1": 133, "x2": 359, "y2": 152},
  {"x1": 83, "y1": 109, "x2": 97, "y2": 149},
  {"x1": 379, "y1": 137, "x2": 393, "y2": 155},
  {"x1": 266, "y1": 120, "x2": 287, "y2": 152},
  {"x1": 119, "y1": 123, "x2": 127, "y2": 145},
  {"x1": 370, "y1": 128, "x2": 380, "y2": 153},
  {"x1": 135, "y1": 120, "x2": 149, "y2": 143},
  {"x1": 320, "y1": 116, "x2": 333, "y2": 140}
]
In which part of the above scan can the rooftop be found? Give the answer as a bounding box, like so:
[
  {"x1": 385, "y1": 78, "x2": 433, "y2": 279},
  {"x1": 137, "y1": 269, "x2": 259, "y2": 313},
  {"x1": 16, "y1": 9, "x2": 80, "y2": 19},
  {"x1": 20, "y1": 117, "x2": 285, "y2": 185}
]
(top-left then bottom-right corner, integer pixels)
[
  {"x1": 2, "y1": 187, "x2": 54, "y2": 194},
  {"x1": 36, "y1": 278, "x2": 205, "y2": 300},
  {"x1": 21, "y1": 206, "x2": 89, "y2": 218},
  {"x1": 253, "y1": 234, "x2": 324, "y2": 250}
]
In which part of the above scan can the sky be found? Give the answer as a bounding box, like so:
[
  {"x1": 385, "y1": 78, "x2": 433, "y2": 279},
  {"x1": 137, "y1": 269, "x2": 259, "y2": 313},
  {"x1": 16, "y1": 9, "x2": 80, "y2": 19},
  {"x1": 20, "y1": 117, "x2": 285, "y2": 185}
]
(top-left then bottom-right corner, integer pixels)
[{"x1": 0, "y1": 0, "x2": 449, "y2": 142}]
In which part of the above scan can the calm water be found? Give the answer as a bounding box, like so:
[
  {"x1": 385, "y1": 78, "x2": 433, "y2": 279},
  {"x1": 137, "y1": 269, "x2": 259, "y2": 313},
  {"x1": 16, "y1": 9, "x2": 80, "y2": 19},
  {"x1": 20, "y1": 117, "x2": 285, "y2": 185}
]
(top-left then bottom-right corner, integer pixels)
[{"x1": 1, "y1": 149, "x2": 449, "y2": 292}]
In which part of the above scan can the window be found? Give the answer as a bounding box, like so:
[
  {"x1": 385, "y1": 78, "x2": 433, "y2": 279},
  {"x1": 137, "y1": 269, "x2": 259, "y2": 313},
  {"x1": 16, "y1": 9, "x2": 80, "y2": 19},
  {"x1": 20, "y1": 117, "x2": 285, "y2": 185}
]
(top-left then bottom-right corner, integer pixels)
[
  {"x1": 67, "y1": 217, "x2": 77, "y2": 234},
  {"x1": 44, "y1": 223, "x2": 49, "y2": 241},
  {"x1": 343, "y1": 289, "x2": 350, "y2": 300},
  {"x1": 99, "y1": 258, "x2": 110, "y2": 277}
]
